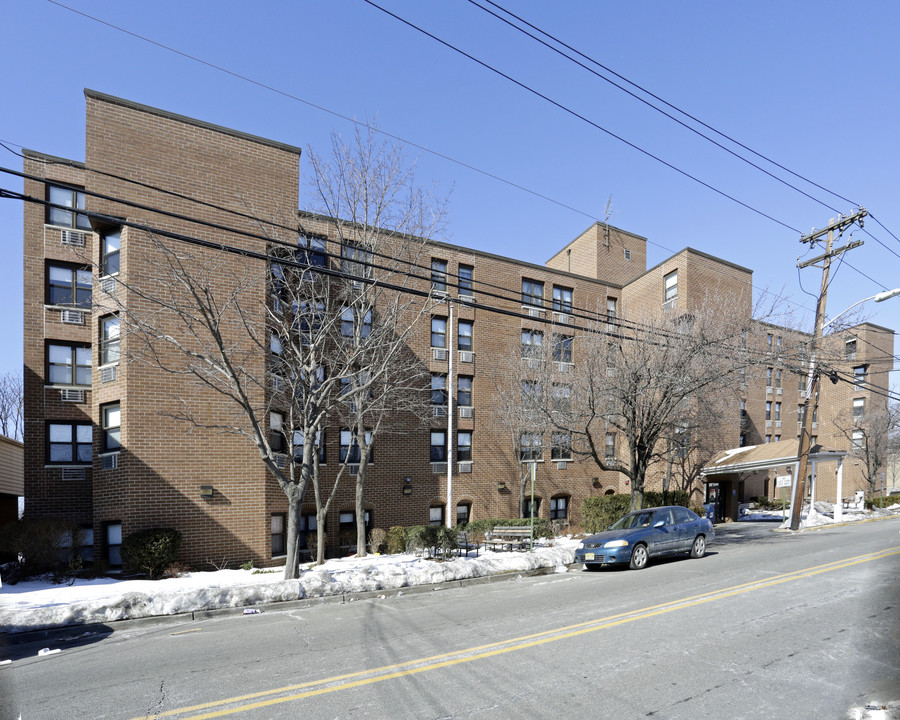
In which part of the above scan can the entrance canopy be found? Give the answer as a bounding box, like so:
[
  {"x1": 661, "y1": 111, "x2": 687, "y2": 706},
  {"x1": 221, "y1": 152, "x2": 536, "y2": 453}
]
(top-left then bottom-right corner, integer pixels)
[{"x1": 701, "y1": 439, "x2": 845, "y2": 478}]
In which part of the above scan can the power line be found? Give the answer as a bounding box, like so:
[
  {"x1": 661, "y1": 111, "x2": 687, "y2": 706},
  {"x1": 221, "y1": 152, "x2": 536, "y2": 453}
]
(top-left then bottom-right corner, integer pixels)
[
  {"x1": 466, "y1": 0, "x2": 851, "y2": 215},
  {"x1": 361, "y1": 0, "x2": 802, "y2": 235}
]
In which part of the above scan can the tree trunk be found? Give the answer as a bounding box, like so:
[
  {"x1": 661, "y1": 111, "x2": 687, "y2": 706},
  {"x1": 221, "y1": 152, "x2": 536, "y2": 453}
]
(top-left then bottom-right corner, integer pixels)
[
  {"x1": 316, "y1": 507, "x2": 327, "y2": 565},
  {"x1": 283, "y1": 486, "x2": 303, "y2": 579}
]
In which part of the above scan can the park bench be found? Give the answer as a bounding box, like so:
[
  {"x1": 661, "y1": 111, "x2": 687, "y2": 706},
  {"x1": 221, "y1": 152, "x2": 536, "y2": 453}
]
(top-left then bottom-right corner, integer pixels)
[{"x1": 483, "y1": 525, "x2": 533, "y2": 552}]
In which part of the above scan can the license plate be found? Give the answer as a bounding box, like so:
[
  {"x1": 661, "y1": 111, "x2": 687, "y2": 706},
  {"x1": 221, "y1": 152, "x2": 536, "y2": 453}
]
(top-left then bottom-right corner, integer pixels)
[{"x1": 585, "y1": 553, "x2": 595, "y2": 561}]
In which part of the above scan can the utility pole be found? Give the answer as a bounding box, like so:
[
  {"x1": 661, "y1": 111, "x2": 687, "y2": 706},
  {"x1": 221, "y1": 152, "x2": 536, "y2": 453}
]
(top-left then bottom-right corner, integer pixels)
[{"x1": 790, "y1": 209, "x2": 866, "y2": 530}]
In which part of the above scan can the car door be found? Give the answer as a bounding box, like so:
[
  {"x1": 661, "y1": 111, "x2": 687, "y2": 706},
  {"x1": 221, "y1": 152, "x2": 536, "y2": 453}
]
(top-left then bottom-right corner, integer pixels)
[
  {"x1": 650, "y1": 508, "x2": 678, "y2": 554},
  {"x1": 672, "y1": 507, "x2": 696, "y2": 551}
]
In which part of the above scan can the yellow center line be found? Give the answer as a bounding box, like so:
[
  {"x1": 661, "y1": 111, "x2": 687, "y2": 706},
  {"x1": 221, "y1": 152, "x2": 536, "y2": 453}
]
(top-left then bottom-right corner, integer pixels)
[
  {"x1": 129, "y1": 546, "x2": 900, "y2": 720},
  {"x1": 170, "y1": 629, "x2": 203, "y2": 636}
]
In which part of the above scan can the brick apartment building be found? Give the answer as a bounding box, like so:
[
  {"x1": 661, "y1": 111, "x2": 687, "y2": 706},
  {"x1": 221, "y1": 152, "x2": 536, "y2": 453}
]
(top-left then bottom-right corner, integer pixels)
[{"x1": 20, "y1": 90, "x2": 894, "y2": 568}]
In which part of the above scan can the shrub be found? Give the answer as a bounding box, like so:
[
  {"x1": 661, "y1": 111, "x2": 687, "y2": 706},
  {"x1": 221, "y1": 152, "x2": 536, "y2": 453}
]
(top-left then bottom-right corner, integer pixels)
[
  {"x1": 386, "y1": 526, "x2": 406, "y2": 554},
  {"x1": 867, "y1": 496, "x2": 899, "y2": 510},
  {"x1": 404, "y1": 525, "x2": 458, "y2": 558},
  {"x1": 0, "y1": 517, "x2": 87, "y2": 580},
  {"x1": 581, "y1": 492, "x2": 695, "y2": 534},
  {"x1": 368, "y1": 528, "x2": 387, "y2": 554},
  {"x1": 121, "y1": 528, "x2": 182, "y2": 578}
]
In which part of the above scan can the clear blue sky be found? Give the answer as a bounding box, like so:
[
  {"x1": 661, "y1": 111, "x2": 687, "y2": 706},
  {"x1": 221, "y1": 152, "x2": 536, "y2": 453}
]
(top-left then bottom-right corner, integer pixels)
[{"x1": 2, "y1": 1, "x2": 898, "y2": 388}]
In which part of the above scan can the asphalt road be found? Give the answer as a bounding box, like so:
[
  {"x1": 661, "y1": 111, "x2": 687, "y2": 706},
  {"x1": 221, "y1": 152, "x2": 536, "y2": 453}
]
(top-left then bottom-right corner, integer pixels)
[{"x1": 4, "y1": 519, "x2": 899, "y2": 720}]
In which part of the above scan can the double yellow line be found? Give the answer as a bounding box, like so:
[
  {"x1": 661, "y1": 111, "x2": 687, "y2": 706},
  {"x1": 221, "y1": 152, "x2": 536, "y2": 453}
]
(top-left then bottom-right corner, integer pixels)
[{"x1": 130, "y1": 546, "x2": 899, "y2": 720}]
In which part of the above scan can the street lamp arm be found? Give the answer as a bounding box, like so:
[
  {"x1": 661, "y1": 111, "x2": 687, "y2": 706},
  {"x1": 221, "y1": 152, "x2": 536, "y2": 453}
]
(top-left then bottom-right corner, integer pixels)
[{"x1": 823, "y1": 288, "x2": 900, "y2": 330}]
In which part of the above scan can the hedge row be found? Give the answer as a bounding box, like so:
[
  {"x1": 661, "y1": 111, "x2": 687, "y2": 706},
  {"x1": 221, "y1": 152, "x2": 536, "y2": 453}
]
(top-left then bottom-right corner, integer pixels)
[{"x1": 580, "y1": 491, "x2": 692, "y2": 534}]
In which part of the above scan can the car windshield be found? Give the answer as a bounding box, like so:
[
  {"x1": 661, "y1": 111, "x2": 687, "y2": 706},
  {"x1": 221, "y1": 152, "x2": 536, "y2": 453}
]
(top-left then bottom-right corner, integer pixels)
[{"x1": 609, "y1": 511, "x2": 655, "y2": 530}]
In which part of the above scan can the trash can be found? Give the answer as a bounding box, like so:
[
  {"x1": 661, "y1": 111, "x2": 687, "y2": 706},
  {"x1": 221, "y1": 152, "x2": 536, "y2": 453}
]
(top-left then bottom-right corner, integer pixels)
[{"x1": 703, "y1": 503, "x2": 716, "y2": 523}]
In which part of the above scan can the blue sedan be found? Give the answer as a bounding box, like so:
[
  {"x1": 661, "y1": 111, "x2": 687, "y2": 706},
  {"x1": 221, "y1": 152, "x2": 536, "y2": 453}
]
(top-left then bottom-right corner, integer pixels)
[{"x1": 575, "y1": 505, "x2": 714, "y2": 570}]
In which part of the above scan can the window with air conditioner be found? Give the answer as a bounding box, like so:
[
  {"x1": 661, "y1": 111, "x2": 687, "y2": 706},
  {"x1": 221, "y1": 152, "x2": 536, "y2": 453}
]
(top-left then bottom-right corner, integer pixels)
[
  {"x1": 430, "y1": 431, "x2": 447, "y2": 463},
  {"x1": 102, "y1": 402, "x2": 121, "y2": 454},
  {"x1": 340, "y1": 429, "x2": 372, "y2": 464},
  {"x1": 551, "y1": 433, "x2": 572, "y2": 461},
  {"x1": 431, "y1": 374, "x2": 448, "y2": 408},
  {"x1": 431, "y1": 316, "x2": 447, "y2": 348},
  {"x1": 458, "y1": 264, "x2": 474, "y2": 297},
  {"x1": 457, "y1": 376, "x2": 472, "y2": 408},
  {"x1": 48, "y1": 422, "x2": 92, "y2": 464},
  {"x1": 101, "y1": 231, "x2": 120, "y2": 277},
  {"x1": 519, "y1": 433, "x2": 542, "y2": 462},
  {"x1": 100, "y1": 315, "x2": 120, "y2": 366},
  {"x1": 341, "y1": 241, "x2": 373, "y2": 281},
  {"x1": 552, "y1": 285, "x2": 573, "y2": 313},
  {"x1": 552, "y1": 335, "x2": 573, "y2": 364},
  {"x1": 47, "y1": 263, "x2": 92, "y2": 308},
  {"x1": 47, "y1": 342, "x2": 91, "y2": 386},
  {"x1": 431, "y1": 258, "x2": 447, "y2": 294},
  {"x1": 521, "y1": 278, "x2": 544, "y2": 308},
  {"x1": 458, "y1": 320, "x2": 473, "y2": 352},
  {"x1": 663, "y1": 270, "x2": 678, "y2": 304},
  {"x1": 457, "y1": 431, "x2": 472, "y2": 462},
  {"x1": 47, "y1": 184, "x2": 90, "y2": 229},
  {"x1": 521, "y1": 329, "x2": 543, "y2": 358}
]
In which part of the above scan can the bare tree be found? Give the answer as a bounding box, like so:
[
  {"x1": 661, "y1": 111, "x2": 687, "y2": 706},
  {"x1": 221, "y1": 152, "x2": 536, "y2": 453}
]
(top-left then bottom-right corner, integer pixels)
[
  {"x1": 0, "y1": 371, "x2": 23, "y2": 441},
  {"x1": 306, "y1": 127, "x2": 447, "y2": 557},
  {"x1": 514, "y1": 294, "x2": 764, "y2": 511},
  {"x1": 832, "y1": 399, "x2": 899, "y2": 499}
]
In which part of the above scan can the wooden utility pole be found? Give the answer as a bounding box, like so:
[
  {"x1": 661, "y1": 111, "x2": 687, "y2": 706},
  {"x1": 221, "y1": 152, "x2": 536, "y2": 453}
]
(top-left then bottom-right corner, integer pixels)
[{"x1": 790, "y1": 209, "x2": 866, "y2": 530}]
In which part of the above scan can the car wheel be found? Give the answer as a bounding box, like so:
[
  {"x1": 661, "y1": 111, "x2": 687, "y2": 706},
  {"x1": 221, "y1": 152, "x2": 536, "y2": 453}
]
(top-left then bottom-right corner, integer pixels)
[
  {"x1": 690, "y1": 535, "x2": 706, "y2": 558},
  {"x1": 629, "y1": 544, "x2": 648, "y2": 570}
]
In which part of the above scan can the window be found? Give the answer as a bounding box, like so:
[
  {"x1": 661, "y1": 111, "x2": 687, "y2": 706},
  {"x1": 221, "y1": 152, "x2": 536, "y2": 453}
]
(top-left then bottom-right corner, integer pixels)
[
  {"x1": 552, "y1": 335, "x2": 573, "y2": 364},
  {"x1": 429, "y1": 505, "x2": 445, "y2": 526},
  {"x1": 458, "y1": 320, "x2": 473, "y2": 351},
  {"x1": 774, "y1": 435, "x2": 780, "y2": 443},
  {"x1": 605, "y1": 432, "x2": 616, "y2": 460},
  {"x1": 298, "y1": 234, "x2": 327, "y2": 268},
  {"x1": 852, "y1": 429, "x2": 864, "y2": 452},
  {"x1": 340, "y1": 429, "x2": 372, "y2": 463},
  {"x1": 663, "y1": 271, "x2": 678, "y2": 303},
  {"x1": 271, "y1": 513, "x2": 286, "y2": 556},
  {"x1": 765, "y1": 435, "x2": 771, "y2": 443},
  {"x1": 294, "y1": 429, "x2": 325, "y2": 463},
  {"x1": 767, "y1": 334, "x2": 773, "y2": 350},
  {"x1": 101, "y1": 231, "x2": 120, "y2": 276},
  {"x1": 766, "y1": 367, "x2": 773, "y2": 387},
  {"x1": 47, "y1": 184, "x2": 90, "y2": 229},
  {"x1": 522, "y1": 279, "x2": 544, "y2": 307},
  {"x1": 47, "y1": 342, "x2": 91, "y2": 386},
  {"x1": 550, "y1": 496, "x2": 568, "y2": 520},
  {"x1": 853, "y1": 398, "x2": 865, "y2": 417},
  {"x1": 522, "y1": 497, "x2": 541, "y2": 518},
  {"x1": 341, "y1": 241, "x2": 372, "y2": 280},
  {"x1": 521, "y1": 329, "x2": 543, "y2": 358},
  {"x1": 798, "y1": 373, "x2": 807, "y2": 392},
  {"x1": 607, "y1": 297, "x2": 618, "y2": 329},
  {"x1": 100, "y1": 315, "x2": 120, "y2": 365},
  {"x1": 774, "y1": 402, "x2": 781, "y2": 421},
  {"x1": 458, "y1": 264, "x2": 474, "y2": 296},
  {"x1": 845, "y1": 338, "x2": 857, "y2": 359},
  {"x1": 431, "y1": 317, "x2": 447, "y2": 348},
  {"x1": 431, "y1": 374, "x2": 447, "y2": 406},
  {"x1": 521, "y1": 380, "x2": 542, "y2": 403},
  {"x1": 431, "y1": 259, "x2": 447, "y2": 293},
  {"x1": 102, "y1": 403, "x2": 121, "y2": 453},
  {"x1": 854, "y1": 366, "x2": 867, "y2": 388},
  {"x1": 105, "y1": 522, "x2": 122, "y2": 567},
  {"x1": 624, "y1": 248, "x2": 632, "y2": 261},
  {"x1": 430, "y1": 431, "x2": 447, "y2": 462},
  {"x1": 270, "y1": 334, "x2": 283, "y2": 356},
  {"x1": 551, "y1": 383, "x2": 571, "y2": 412},
  {"x1": 48, "y1": 422, "x2": 92, "y2": 464},
  {"x1": 775, "y1": 368, "x2": 782, "y2": 388},
  {"x1": 776, "y1": 336, "x2": 783, "y2": 353},
  {"x1": 339, "y1": 510, "x2": 371, "y2": 555},
  {"x1": 47, "y1": 263, "x2": 92, "y2": 308},
  {"x1": 552, "y1": 286, "x2": 573, "y2": 312},
  {"x1": 519, "y1": 433, "x2": 542, "y2": 462},
  {"x1": 340, "y1": 307, "x2": 371, "y2": 340},
  {"x1": 551, "y1": 433, "x2": 571, "y2": 461},
  {"x1": 456, "y1": 502, "x2": 471, "y2": 526},
  {"x1": 457, "y1": 431, "x2": 472, "y2": 462},
  {"x1": 457, "y1": 376, "x2": 472, "y2": 407},
  {"x1": 298, "y1": 513, "x2": 318, "y2": 558},
  {"x1": 270, "y1": 412, "x2": 285, "y2": 453}
]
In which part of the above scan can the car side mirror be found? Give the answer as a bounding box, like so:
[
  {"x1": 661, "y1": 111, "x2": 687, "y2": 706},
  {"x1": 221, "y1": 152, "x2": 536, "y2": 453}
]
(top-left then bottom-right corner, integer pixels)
[{"x1": 654, "y1": 520, "x2": 665, "y2": 528}]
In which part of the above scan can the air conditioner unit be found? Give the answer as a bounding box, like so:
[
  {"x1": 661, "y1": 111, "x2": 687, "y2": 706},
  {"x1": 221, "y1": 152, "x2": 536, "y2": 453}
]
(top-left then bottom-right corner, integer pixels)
[
  {"x1": 526, "y1": 307, "x2": 543, "y2": 318},
  {"x1": 459, "y1": 351, "x2": 474, "y2": 363},
  {"x1": 433, "y1": 406, "x2": 447, "y2": 417},
  {"x1": 555, "y1": 362, "x2": 570, "y2": 374},
  {"x1": 606, "y1": 367, "x2": 617, "y2": 377},
  {"x1": 765, "y1": 420, "x2": 773, "y2": 428},
  {"x1": 458, "y1": 295, "x2": 475, "y2": 304},
  {"x1": 100, "y1": 277, "x2": 116, "y2": 294},
  {"x1": 100, "y1": 365, "x2": 117, "y2": 383},
  {"x1": 60, "y1": 309, "x2": 84, "y2": 325},
  {"x1": 776, "y1": 421, "x2": 783, "y2": 428},
  {"x1": 432, "y1": 290, "x2": 449, "y2": 300},
  {"x1": 274, "y1": 454, "x2": 288, "y2": 469},
  {"x1": 60, "y1": 229, "x2": 86, "y2": 247},
  {"x1": 776, "y1": 387, "x2": 783, "y2": 395},
  {"x1": 766, "y1": 386, "x2": 773, "y2": 395},
  {"x1": 61, "y1": 468, "x2": 86, "y2": 481},
  {"x1": 799, "y1": 390, "x2": 807, "y2": 399},
  {"x1": 552, "y1": 312, "x2": 570, "y2": 325},
  {"x1": 432, "y1": 348, "x2": 448, "y2": 361},
  {"x1": 430, "y1": 462, "x2": 447, "y2": 474},
  {"x1": 351, "y1": 280, "x2": 364, "y2": 290},
  {"x1": 349, "y1": 464, "x2": 360, "y2": 475},
  {"x1": 101, "y1": 453, "x2": 118, "y2": 470},
  {"x1": 662, "y1": 299, "x2": 676, "y2": 312},
  {"x1": 527, "y1": 358, "x2": 541, "y2": 369},
  {"x1": 60, "y1": 389, "x2": 85, "y2": 403},
  {"x1": 459, "y1": 406, "x2": 473, "y2": 419},
  {"x1": 556, "y1": 461, "x2": 568, "y2": 470},
  {"x1": 458, "y1": 461, "x2": 472, "y2": 474}
]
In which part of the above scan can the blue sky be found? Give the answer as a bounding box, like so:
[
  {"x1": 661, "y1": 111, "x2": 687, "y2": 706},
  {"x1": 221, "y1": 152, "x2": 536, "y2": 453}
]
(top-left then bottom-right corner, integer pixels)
[{"x1": 2, "y1": 1, "x2": 898, "y2": 388}]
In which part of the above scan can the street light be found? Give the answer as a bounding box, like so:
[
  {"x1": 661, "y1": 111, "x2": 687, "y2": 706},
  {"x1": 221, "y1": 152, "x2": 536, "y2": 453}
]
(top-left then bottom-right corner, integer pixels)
[{"x1": 790, "y1": 288, "x2": 900, "y2": 529}]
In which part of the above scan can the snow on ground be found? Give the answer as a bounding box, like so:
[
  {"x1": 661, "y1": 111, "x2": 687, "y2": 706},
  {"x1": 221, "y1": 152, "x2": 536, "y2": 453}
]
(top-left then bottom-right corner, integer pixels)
[
  {"x1": 736, "y1": 501, "x2": 900, "y2": 527},
  {"x1": 0, "y1": 538, "x2": 580, "y2": 635}
]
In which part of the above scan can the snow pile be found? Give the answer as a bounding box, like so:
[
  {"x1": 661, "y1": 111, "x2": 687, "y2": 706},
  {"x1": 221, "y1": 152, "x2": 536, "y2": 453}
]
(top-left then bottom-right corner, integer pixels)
[{"x1": 0, "y1": 539, "x2": 579, "y2": 634}]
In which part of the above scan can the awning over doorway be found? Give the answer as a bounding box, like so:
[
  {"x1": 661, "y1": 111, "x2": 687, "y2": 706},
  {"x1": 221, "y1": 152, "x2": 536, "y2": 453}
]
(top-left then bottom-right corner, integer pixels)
[{"x1": 701, "y1": 439, "x2": 845, "y2": 478}]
